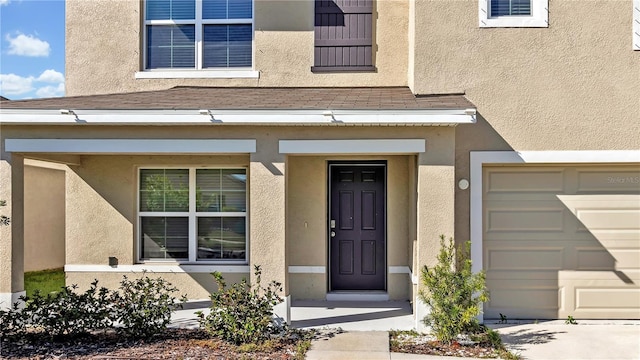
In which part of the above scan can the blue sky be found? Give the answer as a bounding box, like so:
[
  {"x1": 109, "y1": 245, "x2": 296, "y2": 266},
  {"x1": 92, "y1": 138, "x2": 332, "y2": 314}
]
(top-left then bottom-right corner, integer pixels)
[{"x1": 0, "y1": 0, "x2": 65, "y2": 100}]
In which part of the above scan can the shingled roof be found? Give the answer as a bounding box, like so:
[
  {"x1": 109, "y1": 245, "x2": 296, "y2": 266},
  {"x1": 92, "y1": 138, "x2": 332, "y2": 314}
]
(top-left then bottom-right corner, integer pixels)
[{"x1": 0, "y1": 87, "x2": 473, "y2": 110}]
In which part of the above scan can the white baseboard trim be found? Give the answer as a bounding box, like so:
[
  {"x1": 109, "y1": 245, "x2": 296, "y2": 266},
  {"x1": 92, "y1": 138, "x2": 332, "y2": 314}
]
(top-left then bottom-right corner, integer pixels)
[
  {"x1": 64, "y1": 264, "x2": 250, "y2": 273},
  {"x1": 389, "y1": 266, "x2": 418, "y2": 285},
  {"x1": 0, "y1": 291, "x2": 26, "y2": 310},
  {"x1": 288, "y1": 266, "x2": 326, "y2": 274}
]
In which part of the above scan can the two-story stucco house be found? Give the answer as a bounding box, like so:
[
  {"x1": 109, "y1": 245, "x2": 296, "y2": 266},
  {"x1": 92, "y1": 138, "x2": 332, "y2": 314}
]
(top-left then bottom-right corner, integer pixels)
[{"x1": 1, "y1": 0, "x2": 639, "y2": 325}]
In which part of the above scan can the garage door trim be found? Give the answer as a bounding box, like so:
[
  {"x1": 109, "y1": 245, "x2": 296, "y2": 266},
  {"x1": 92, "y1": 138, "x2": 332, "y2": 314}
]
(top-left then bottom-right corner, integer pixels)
[{"x1": 469, "y1": 150, "x2": 640, "y2": 323}]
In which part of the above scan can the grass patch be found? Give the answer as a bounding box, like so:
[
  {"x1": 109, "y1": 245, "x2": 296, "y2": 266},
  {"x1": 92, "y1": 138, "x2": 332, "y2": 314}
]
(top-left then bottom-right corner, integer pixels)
[{"x1": 24, "y1": 268, "x2": 64, "y2": 297}]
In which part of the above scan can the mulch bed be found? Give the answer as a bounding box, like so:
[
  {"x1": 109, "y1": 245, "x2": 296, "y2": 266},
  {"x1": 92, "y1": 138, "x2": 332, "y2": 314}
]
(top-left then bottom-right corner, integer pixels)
[
  {"x1": 390, "y1": 332, "x2": 502, "y2": 358},
  {"x1": 1, "y1": 329, "x2": 306, "y2": 360}
]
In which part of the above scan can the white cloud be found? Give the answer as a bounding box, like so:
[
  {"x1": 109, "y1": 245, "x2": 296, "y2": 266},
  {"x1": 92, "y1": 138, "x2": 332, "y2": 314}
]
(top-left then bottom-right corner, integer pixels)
[
  {"x1": 6, "y1": 33, "x2": 50, "y2": 57},
  {"x1": 35, "y1": 83, "x2": 65, "y2": 98},
  {"x1": 0, "y1": 0, "x2": 10, "y2": 6},
  {"x1": 37, "y1": 69, "x2": 64, "y2": 83},
  {"x1": 0, "y1": 73, "x2": 33, "y2": 95}
]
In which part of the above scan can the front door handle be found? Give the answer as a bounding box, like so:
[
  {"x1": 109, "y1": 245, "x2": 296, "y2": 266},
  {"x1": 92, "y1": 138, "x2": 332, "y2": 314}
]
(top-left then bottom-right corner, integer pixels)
[{"x1": 330, "y1": 231, "x2": 336, "y2": 237}]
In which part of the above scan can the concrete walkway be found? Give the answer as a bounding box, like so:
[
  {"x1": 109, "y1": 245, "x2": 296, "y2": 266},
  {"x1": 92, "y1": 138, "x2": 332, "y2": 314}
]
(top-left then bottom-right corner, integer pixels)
[
  {"x1": 170, "y1": 301, "x2": 640, "y2": 360},
  {"x1": 305, "y1": 330, "x2": 475, "y2": 360}
]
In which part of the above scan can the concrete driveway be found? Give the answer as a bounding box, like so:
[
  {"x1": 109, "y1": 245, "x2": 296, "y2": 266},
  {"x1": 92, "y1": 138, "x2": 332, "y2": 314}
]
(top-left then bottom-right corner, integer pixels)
[{"x1": 489, "y1": 320, "x2": 640, "y2": 360}]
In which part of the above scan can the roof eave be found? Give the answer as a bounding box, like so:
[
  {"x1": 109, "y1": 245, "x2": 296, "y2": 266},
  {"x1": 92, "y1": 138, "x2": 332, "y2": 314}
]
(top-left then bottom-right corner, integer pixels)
[{"x1": 0, "y1": 108, "x2": 477, "y2": 126}]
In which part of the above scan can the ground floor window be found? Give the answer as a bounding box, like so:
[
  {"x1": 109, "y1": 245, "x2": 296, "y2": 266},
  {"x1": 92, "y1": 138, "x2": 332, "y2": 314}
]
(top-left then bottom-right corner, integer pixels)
[{"x1": 138, "y1": 167, "x2": 247, "y2": 262}]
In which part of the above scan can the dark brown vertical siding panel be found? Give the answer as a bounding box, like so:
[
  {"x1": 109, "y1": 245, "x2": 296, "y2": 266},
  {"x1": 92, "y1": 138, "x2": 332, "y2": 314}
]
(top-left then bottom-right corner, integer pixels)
[
  {"x1": 313, "y1": 0, "x2": 374, "y2": 71},
  {"x1": 342, "y1": 47, "x2": 349, "y2": 66},
  {"x1": 364, "y1": 46, "x2": 372, "y2": 66}
]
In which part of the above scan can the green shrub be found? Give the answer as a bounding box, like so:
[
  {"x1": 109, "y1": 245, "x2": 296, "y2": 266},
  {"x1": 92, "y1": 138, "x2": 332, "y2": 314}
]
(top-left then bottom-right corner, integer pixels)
[
  {"x1": 419, "y1": 235, "x2": 489, "y2": 344},
  {"x1": 197, "y1": 265, "x2": 284, "y2": 345},
  {"x1": 112, "y1": 273, "x2": 186, "y2": 338},
  {"x1": 0, "y1": 274, "x2": 184, "y2": 340},
  {"x1": 0, "y1": 280, "x2": 113, "y2": 338}
]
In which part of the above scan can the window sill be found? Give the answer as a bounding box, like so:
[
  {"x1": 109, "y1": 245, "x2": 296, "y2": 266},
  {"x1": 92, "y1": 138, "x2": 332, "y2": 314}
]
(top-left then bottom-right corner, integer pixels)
[
  {"x1": 311, "y1": 66, "x2": 377, "y2": 73},
  {"x1": 135, "y1": 70, "x2": 260, "y2": 79},
  {"x1": 479, "y1": 17, "x2": 548, "y2": 28},
  {"x1": 64, "y1": 264, "x2": 250, "y2": 273}
]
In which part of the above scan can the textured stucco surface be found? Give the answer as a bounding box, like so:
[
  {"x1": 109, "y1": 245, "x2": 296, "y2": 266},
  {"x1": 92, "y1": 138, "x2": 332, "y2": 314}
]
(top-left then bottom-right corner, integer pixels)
[
  {"x1": 24, "y1": 163, "x2": 65, "y2": 272},
  {"x1": 66, "y1": 271, "x2": 249, "y2": 299},
  {"x1": 65, "y1": 0, "x2": 409, "y2": 96}
]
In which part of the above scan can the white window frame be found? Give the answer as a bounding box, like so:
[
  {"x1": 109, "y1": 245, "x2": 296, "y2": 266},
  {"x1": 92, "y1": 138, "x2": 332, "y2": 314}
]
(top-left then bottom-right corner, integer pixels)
[
  {"x1": 634, "y1": 0, "x2": 640, "y2": 50},
  {"x1": 137, "y1": 166, "x2": 248, "y2": 265},
  {"x1": 137, "y1": 0, "x2": 259, "y2": 79},
  {"x1": 479, "y1": 0, "x2": 548, "y2": 28}
]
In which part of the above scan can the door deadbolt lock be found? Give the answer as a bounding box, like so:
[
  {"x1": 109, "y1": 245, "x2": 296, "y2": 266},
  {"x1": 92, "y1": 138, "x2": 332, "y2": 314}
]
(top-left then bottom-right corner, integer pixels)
[{"x1": 330, "y1": 219, "x2": 336, "y2": 229}]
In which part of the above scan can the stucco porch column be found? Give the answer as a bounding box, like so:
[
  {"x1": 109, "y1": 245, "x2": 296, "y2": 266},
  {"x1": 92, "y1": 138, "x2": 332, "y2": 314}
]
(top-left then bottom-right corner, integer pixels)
[
  {"x1": 0, "y1": 153, "x2": 25, "y2": 309},
  {"x1": 249, "y1": 141, "x2": 289, "y2": 323},
  {"x1": 414, "y1": 130, "x2": 456, "y2": 331}
]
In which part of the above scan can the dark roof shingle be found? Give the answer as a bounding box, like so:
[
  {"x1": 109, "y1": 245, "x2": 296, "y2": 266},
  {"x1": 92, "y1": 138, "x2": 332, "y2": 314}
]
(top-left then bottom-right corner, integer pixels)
[{"x1": 0, "y1": 87, "x2": 474, "y2": 110}]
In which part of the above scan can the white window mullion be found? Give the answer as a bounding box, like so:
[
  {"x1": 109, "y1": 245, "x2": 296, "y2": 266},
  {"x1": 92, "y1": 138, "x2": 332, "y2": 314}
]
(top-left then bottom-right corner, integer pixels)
[
  {"x1": 195, "y1": 0, "x2": 203, "y2": 69},
  {"x1": 189, "y1": 168, "x2": 197, "y2": 262}
]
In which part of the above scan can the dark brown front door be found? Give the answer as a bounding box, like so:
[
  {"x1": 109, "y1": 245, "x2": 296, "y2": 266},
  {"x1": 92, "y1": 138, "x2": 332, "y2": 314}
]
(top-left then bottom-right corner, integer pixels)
[{"x1": 329, "y1": 164, "x2": 385, "y2": 291}]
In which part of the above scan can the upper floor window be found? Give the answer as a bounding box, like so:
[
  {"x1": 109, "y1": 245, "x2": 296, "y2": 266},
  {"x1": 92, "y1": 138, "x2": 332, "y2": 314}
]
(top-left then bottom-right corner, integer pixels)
[
  {"x1": 312, "y1": 0, "x2": 375, "y2": 72},
  {"x1": 144, "y1": 0, "x2": 253, "y2": 70},
  {"x1": 479, "y1": 0, "x2": 548, "y2": 28}
]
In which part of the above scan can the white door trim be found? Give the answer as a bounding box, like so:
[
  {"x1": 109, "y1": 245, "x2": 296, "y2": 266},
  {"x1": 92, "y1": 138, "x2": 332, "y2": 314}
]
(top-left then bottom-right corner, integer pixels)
[{"x1": 470, "y1": 150, "x2": 640, "y2": 322}]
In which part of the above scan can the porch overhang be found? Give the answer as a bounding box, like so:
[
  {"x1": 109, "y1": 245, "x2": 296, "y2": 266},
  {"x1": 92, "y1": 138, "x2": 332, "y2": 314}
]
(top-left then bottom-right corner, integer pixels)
[
  {"x1": 0, "y1": 108, "x2": 476, "y2": 126},
  {"x1": 4, "y1": 139, "x2": 257, "y2": 154}
]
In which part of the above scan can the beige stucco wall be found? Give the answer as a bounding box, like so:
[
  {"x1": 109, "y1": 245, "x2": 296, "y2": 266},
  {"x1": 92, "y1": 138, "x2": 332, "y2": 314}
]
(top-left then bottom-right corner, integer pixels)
[
  {"x1": 408, "y1": 1, "x2": 640, "y2": 244},
  {"x1": 412, "y1": 1, "x2": 639, "y2": 150},
  {"x1": 66, "y1": 271, "x2": 249, "y2": 299},
  {"x1": 24, "y1": 162, "x2": 66, "y2": 272},
  {"x1": 65, "y1": 0, "x2": 409, "y2": 96}
]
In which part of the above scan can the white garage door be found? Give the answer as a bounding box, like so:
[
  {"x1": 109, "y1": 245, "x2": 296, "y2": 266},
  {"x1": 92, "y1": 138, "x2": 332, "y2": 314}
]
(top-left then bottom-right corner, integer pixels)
[{"x1": 483, "y1": 165, "x2": 640, "y2": 320}]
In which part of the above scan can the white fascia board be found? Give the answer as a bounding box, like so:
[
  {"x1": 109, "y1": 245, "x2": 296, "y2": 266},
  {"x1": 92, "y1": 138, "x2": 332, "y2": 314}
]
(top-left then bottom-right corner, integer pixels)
[
  {"x1": 5, "y1": 139, "x2": 257, "y2": 154},
  {"x1": 0, "y1": 109, "x2": 476, "y2": 126},
  {"x1": 469, "y1": 150, "x2": 640, "y2": 323},
  {"x1": 65, "y1": 264, "x2": 250, "y2": 273},
  {"x1": 279, "y1": 139, "x2": 426, "y2": 154}
]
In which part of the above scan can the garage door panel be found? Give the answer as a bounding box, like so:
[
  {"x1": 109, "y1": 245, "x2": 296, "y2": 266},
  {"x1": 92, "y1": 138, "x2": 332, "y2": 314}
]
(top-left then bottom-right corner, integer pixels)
[
  {"x1": 486, "y1": 247, "x2": 564, "y2": 271},
  {"x1": 576, "y1": 170, "x2": 640, "y2": 193},
  {"x1": 486, "y1": 170, "x2": 564, "y2": 193},
  {"x1": 558, "y1": 270, "x2": 640, "y2": 318},
  {"x1": 484, "y1": 165, "x2": 640, "y2": 320},
  {"x1": 486, "y1": 208, "x2": 564, "y2": 232},
  {"x1": 575, "y1": 248, "x2": 617, "y2": 270}
]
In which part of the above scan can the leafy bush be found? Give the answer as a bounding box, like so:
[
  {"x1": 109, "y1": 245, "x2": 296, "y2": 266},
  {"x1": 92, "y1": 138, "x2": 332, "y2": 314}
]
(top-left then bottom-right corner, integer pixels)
[
  {"x1": 112, "y1": 274, "x2": 186, "y2": 338},
  {"x1": 0, "y1": 280, "x2": 112, "y2": 338},
  {"x1": 419, "y1": 235, "x2": 489, "y2": 344},
  {"x1": 197, "y1": 265, "x2": 284, "y2": 345},
  {"x1": 0, "y1": 274, "x2": 185, "y2": 340}
]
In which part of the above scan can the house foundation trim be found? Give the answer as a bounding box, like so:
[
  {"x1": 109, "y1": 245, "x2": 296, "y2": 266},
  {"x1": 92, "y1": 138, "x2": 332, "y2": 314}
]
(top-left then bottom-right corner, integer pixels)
[
  {"x1": 279, "y1": 139, "x2": 426, "y2": 154},
  {"x1": 64, "y1": 264, "x2": 251, "y2": 273},
  {"x1": 288, "y1": 266, "x2": 326, "y2": 274},
  {"x1": 469, "y1": 150, "x2": 640, "y2": 323},
  {"x1": 0, "y1": 291, "x2": 26, "y2": 310},
  {"x1": 5, "y1": 139, "x2": 257, "y2": 154}
]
